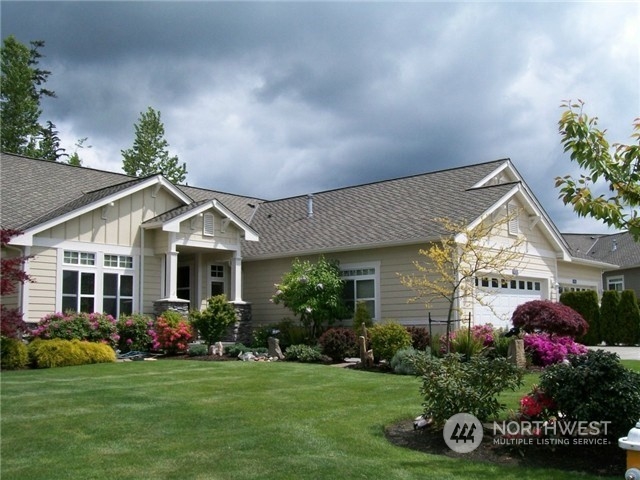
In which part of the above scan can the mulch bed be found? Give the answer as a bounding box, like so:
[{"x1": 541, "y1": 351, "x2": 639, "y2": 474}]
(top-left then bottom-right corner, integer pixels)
[{"x1": 384, "y1": 419, "x2": 625, "y2": 477}]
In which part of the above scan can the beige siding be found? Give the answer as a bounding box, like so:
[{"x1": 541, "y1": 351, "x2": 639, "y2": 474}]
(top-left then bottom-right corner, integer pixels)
[
  {"x1": 25, "y1": 246, "x2": 57, "y2": 323},
  {"x1": 0, "y1": 247, "x2": 20, "y2": 310},
  {"x1": 557, "y1": 261, "x2": 603, "y2": 292},
  {"x1": 176, "y1": 209, "x2": 241, "y2": 247},
  {"x1": 36, "y1": 187, "x2": 181, "y2": 247},
  {"x1": 143, "y1": 254, "x2": 162, "y2": 314}
]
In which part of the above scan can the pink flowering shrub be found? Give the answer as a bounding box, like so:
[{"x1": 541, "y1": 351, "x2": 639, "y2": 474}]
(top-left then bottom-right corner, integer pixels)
[
  {"x1": 31, "y1": 312, "x2": 119, "y2": 347},
  {"x1": 150, "y1": 314, "x2": 193, "y2": 355},
  {"x1": 512, "y1": 300, "x2": 588, "y2": 338},
  {"x1": 116, "y1": 314, "x2": 154, "y2": 353},
  {"x1": 523, "y1": 332, "x2": 588, "y2": 366}
]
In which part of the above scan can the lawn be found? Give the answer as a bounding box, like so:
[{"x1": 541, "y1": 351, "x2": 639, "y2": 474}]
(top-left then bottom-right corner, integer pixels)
[{"x1": 2, "y1": 360, "x2": 632, "y2": 480}]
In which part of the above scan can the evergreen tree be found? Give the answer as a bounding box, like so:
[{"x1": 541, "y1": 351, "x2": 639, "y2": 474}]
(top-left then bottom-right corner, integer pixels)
[
  {"x1": 1, "y1": 36, "x2": 63, "y2": 160},
  {"x1": 560, "y1": 290, "x2": 600, "y2": 345},
  {"x1": 600, "y1": 290, "x2": 620, "y2": 345},
  {"x1": 618, "y1": 290, "x2": 640, "y2": 346},
  {"x1": 121, "y1": 107, "x2": 187, "y2": 184}
]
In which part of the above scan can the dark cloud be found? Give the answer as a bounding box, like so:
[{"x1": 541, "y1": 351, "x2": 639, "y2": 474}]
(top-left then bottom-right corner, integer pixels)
[{"x1": 2, "y1": 1, "x2": 637, "y2": 233}]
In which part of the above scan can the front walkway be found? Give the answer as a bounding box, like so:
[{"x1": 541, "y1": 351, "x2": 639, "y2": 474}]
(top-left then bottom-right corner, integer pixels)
[{"x1": 588, "y1": 345, "x2": 640, "y2": 360}]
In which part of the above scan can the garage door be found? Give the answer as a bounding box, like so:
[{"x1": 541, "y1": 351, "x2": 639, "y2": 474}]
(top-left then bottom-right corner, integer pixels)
[{"x1": 473, "y1": 277, "x2": 544, "y2": 329}]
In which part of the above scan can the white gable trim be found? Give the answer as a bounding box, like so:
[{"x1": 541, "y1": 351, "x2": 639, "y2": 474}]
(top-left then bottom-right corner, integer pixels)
[
  {"x1": 470, "y1": 159, "x2": 512, "y2": 189},
  {"x1": 142, "y1": 199, "x2": 259, "y2": 242},
  {"x1": 10, "y1": 175, "x2": 192, "y2": 246},
  {"x1": 461, "y1": 183, "x2": 573, "y2": 261}
]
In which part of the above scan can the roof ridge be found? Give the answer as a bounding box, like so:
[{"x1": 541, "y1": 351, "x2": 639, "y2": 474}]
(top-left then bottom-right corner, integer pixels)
[{"x1": 261, "y1": 158, "x2": 510, "y2": 204}]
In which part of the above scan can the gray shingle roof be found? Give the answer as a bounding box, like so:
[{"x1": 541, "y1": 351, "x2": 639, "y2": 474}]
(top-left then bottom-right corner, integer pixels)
[
  {"x1": 242, "y1": 159, "x2": 516, "y2": 258},
  {"x1": 0, "y1": 152, "x2": 263, "y2": 230},
  {"x1": 563, "y1": 232, "x2": 640, "y2": 268}
]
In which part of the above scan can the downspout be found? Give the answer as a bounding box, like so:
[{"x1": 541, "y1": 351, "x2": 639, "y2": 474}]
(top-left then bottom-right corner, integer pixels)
[{"x1": 140, "y1": 228, "x2": 145, "y2": 314}]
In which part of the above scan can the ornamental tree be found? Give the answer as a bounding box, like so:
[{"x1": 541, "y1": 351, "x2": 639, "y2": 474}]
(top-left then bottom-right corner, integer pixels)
[
  {"x1": 511, "y1": 300, "x2": 588, "y2": 338},
  {"x1": 399, "y1": 213, "x2": 525, "y2": 352},
  {"x1": 189, "y1": 294, "x2": 237, "y2": 347},
  {"x1": 556, "y1": 100, "x2": 640, "y2": 241},
  {"x1": 0, "y1": 229, "x2": 33, "y2": 338},
  {"x1": 271, "y1": 256, "x2": 348, "y2": 339}
]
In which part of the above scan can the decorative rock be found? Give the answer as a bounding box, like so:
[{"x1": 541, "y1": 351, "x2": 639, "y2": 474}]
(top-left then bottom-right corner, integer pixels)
[
  {"x1": 268, "y1": 337, "x2": 285, "y2": 360},
  {"x1": 507, "y1": 338, "x2": 526, "y2": 368},
  {"x1": 209, "y1": 341, "x2": 225, "y2": 356}
]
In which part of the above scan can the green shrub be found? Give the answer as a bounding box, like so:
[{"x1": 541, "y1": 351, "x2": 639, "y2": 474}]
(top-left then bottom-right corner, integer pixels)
[
  {"x1": 190, "y1": 295, "x2": 237, "y2": 347},
  {"x1": 485, "y1": 329, "x2": 511, "y2": 359},
  {"x1": 28, "y1": 339, "x2": 115, "y2": 368},
  {"x1": 600, "y1": 290, "x2": 620, "y2": 345},
  {"x1": 406, "y1": 326, "x2": 430, "y2": 350},
  {"x1": 539, "y1": 350, "x2": 640, "y2": 437},
  {"x1": 284, "y1": 344, "x2": 323, "y2": 363},
  {"x1": 418, "y1": 354, "x2": 524, "y2": 426},
  {"x1": 369, "y1": 321, "x2": 412, "y2": 362},
  {"x1": 390, "y1": 347, "x2": 429, "y2": 375},
  {"x1": 188, "y1": 344, "x2": 209, "y2": 357},
  {"x1": 1, "y1": 337, "x2": 29, "y2": 370},
  {"x1": 116, "y1": 314, "x2": 154, "y2": 353},
  {"x1": 448, "y1": 327, "x2": 485, "y2": 358},
  {"x1": 560, "y1": 290, "x2": 601, "y2": 345},
  {"x1": 618, "y1": 290, "x2": 640, "y2": 345},
  {"x1": 318, "y1": 327, "x2": 357, "y2": 362}
]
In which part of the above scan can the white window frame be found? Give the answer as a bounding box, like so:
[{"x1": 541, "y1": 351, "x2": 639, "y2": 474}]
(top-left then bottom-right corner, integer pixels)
[
  {"x1": 57, "y1": 249, "x2": 137, "y2": 318},
  {"x1": 607, "y1": 276, "x2": 624, "y2": 291},
  {"x1": 340, "y1": 261, "x2": 381, "y2": 321},
  {"x1": 209, "y1": 263, "x2": 226, "y2": 296}
]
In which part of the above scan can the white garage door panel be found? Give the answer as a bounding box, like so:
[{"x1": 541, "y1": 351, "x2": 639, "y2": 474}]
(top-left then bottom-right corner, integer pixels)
[{"x1": 474, "y1": 277, "x2": 544, "y2": 329}]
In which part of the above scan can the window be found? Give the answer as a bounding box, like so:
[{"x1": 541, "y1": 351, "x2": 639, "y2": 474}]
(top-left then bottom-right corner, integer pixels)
[
  {"x1": 210, "y1": 264, "x2": 225, "y2": 296},
  {"x1": 64, "y1": 250, "x2": 95, "y2": 266},
  {"x1": 103, "y1": 273, "x2": 133, "y2": 318},
  {"x1": 104, "y1": 255, "x2": 133, "y2": 268},
  {"x1": 341, "y1": 264, "x2": 378, "y2": 319},
  {"x1": 608, "y1": 276, "x2": 624, "y2": 291},
  {"x1": 59, "y1": 250, "x2": 135, "y2": 317},
  {"x1": 203, "y1": 213, "x2": 215, "y2": 236},
  {"x1": 62, "y1": 270, "x2": 95, "y2": 312}
]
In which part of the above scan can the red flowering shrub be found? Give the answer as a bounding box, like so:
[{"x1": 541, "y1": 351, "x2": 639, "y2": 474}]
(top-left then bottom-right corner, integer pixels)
[
  {"x1": 519, "y1": 385, "x2": 556, "y2": 420},
  {"x1": 0, "y1": 229, "x2": 33, "y2": 339},
  {"x1": 151, "y1": 314, "x2": 193, "y2": 355},
  {"x1": 511, "y1": 300, "x2": 588, "y2": 338},
  {"x1": 523, "y1": 332, "x2": 588, "y2": 366}
]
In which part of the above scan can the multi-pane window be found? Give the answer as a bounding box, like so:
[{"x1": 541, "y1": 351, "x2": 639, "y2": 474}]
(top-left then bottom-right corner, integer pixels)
[
  {"x1": 475, "y1": 276, "x2": 541, "y2": 291},
  {"x1": 60, "y1": 250, "x2": 134, "y2": 317},
  {"x1": 210, "y1": 264, "x2": 225, "y2": 296},
  {"x1": 103, "y1": 273, "x2": 133, "y2": 318},
  {"x1": 341, "y1": 266, "x2": 377, "y2": 319},
  {"x1": 62, "y1": 270, "x2": 95, "y2": 313},
  {"x1": 607, "y1": 276, "x2": 624, "y2": 291}
]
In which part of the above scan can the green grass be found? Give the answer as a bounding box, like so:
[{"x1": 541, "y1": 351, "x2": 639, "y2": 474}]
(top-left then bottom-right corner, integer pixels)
[{"x1": 1, "y1": 360, "x2": 624, "y2": 480}]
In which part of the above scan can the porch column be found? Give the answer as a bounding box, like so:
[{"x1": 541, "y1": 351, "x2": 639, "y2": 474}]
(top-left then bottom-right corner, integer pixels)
[
  {"x1": 231, "y1": 251, "x2": 243, "y2": 302},
  {"x1": 165, "y1": 233, "x2": 179, "y2": 300}
]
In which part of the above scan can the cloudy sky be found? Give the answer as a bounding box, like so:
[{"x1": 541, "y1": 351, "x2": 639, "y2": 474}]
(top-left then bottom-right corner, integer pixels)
[{"x1": 2, "y1": 1, "x2": 638, "y2": 234}]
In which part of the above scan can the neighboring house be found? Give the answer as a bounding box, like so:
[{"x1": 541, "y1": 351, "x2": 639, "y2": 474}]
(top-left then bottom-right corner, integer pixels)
[
  {"x1": 563, "y1": 232, "x2": 640, "y2": 299},
  {"x1": 0, "y1": 153, "x2": 616, "y2": 332}
]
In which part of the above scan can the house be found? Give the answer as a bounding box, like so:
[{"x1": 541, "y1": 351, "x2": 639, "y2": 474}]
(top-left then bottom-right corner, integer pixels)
[
  {"x1": 563, "y1": 232, "x2": 640, "y2": 299},
  {"x1": 0, "y1": 152, "x2": 619, "y2": 334}
]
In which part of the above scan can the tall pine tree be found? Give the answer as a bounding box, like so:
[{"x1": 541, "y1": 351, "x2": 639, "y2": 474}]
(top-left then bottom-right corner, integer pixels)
[
  {"x1": 121, "y1": 107, "x2": 187, "y2": 184},
  {"x1": 0, "y1": 35, "x2": 63, "y2": 160}
]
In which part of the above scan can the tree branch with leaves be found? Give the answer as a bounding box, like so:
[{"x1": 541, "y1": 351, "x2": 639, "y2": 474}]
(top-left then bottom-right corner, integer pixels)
[{"x1": 556, "y1": 100, "x2": 640, "y2": 241}]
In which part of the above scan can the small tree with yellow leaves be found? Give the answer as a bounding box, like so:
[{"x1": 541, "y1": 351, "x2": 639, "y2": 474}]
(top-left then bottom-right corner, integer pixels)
[{"x1": 399, "y1": 214, "x2": 526, "y2": 352}]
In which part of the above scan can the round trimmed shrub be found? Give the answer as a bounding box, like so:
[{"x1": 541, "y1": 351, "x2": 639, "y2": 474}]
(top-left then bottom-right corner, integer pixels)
[
  {"x1": 511, "y1": 300, "x2": 588, "y2": 338},
  {"x1": 390, "y1": 347, "x2": 429, "y2": 375},
  {"x1": 368, "y1": 321, "x2": 412, "y2": 362},
  {"x1": 28, "y1": 339, "x2": 115, "y2": 368},
  {"x1": 284, "y1": 344, "x2": 323, "y2": 363},
  {"x1": 318, "y1": 327, "x2": 357, "y2": 362},
  {"x1": 1, "y1": 337, "x2": 29, "y2": 370},
  {"x1": 539, "y1": 350, "x2": 640, "y2": 437}
]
